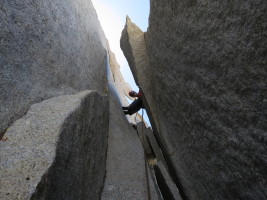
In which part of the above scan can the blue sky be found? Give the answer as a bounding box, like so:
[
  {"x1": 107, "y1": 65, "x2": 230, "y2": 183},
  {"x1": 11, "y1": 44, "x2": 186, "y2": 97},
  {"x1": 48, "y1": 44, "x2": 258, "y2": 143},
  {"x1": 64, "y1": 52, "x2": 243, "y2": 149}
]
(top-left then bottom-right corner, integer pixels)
[
  {"x1": 91, "y1": 0, "x2": 149, "y2": 91},
  {"x1": 92, "y1": 0, "x2": 149, "y2": 31},
  {"x1": 92, "y1": 0, "x2": 151, "y2": 125}
]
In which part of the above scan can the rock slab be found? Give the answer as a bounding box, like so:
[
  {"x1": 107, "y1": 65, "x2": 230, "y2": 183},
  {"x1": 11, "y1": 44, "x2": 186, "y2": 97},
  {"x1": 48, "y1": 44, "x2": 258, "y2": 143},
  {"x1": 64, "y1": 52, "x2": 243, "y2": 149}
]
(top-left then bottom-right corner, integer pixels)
[
  {"x1": 0, "y1": 0, "x2": 107, "y2": 137},
  {"x1": 120, "y1": 17, "x2": 158, "y2": 130},
  {"x1": 0, "y1": 90, "x2": 108, "y2": 200},
  {"x1": 100, "y1": 84, "x2": 147, "y2": 200},
  {"x1": 121, "y1": 1, "x2": 267, "y2": 199}
]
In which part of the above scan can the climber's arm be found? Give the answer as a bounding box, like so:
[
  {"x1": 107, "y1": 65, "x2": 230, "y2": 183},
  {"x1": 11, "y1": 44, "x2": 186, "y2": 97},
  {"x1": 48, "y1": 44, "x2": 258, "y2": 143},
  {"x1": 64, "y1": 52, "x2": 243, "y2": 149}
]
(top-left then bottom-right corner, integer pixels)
[
  {"x1": 129, "y1": 90, "x2": 142, "y2": 98},
  {"x1": 137, "y1": 91, "x2": 142, "y2": 98}
]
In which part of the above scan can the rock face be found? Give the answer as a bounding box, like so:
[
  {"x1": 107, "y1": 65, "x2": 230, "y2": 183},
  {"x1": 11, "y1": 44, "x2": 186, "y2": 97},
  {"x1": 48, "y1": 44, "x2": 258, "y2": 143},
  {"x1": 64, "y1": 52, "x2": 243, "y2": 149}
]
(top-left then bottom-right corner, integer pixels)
[
  {"x1": 120, "y1": 17, "x2": 158, "y2": 131},
  {"x1": 0, "y1": 91, "x2": 108, "y2": 200},
  {"x1": 0, "y1": 0, "x2": 107, "y2": 137},
  {"x1": 121, "y1": 1, "x2": 267, "y2": 200},
  {"x1": 107, "y1": 49, "x2": 143, "y2": 124},
  {"x1": 101, "y1": 88, "x2": 147, "y2": 200},
  {"x1": 100, "y1": 48, "x2": 148, "y2": 200},
  {"x1": 0, "y1": 1, "x2": 157, "y2": 199}
]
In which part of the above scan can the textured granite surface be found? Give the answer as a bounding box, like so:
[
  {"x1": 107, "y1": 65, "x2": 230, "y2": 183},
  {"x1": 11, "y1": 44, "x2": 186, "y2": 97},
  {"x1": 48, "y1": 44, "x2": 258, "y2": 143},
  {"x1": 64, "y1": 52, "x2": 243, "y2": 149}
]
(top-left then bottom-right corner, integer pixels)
[
  {"x1": 121, "y1": 1, "x2": 267, "y2": 199},
  {"x1": 0, "y1": 0, "x2": 107, "y2": 137},
  {"x1": 100, "y1": 86, "x2": 147, "y2": 200},
  {"x1": 0, "y1": 90, "x2": 108, "y2": 200},
  {"x1": 120, "y1": 17, "x2": 158, "y2": 131}
]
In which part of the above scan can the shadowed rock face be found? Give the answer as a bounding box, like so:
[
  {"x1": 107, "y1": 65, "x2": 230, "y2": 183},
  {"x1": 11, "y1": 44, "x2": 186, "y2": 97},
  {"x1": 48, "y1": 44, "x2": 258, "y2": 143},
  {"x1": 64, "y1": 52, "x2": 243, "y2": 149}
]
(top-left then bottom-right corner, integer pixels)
[
  {"x1": 101, "y1": 87, "x2": 147, "y2": 200},
  {"x1": 0, "y1": 0, "x2": 108, "y2": 137},
  {"x1": 0, "y1": 1, "x2": 152, "y2": 199},
  {"x1": 120, "y1": 17, "x2": 159, "y2": 132},
  {"x1": 0, "y1": 91, "x2": 108, "y2": 200},
  {"x1": 121, "y1": 1, "x2": 267, "y2": 199}
]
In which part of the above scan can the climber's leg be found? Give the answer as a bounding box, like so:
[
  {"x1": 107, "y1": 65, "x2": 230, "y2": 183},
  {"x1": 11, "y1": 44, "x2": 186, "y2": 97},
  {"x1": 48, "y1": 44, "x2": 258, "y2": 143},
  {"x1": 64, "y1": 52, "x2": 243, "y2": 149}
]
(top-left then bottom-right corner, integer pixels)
[
  {"x1": 122, "y1": 106, "x2": 128, "y2": 110},
  {"x1": 126, "y1": 98, "x2": 143, "y2": 115}
]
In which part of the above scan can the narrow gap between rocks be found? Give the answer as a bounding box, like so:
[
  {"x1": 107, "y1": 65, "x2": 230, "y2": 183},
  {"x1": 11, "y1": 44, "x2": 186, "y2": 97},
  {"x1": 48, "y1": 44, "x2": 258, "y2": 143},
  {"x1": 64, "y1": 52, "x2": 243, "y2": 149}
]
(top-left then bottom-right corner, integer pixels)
[{"x1": 134, "y1": 119, "x2": 182, "y2": 200}]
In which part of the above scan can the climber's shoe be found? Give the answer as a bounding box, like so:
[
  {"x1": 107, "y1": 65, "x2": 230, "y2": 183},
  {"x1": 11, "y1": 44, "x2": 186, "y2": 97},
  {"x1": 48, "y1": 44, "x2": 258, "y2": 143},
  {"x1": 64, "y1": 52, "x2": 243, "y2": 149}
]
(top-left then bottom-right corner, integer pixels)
[
  {"x1": 132, "y1": 124, "x2": 137, "y2": 129},
  {"x1": 122, "y1": 106, "x2": 128, "y2": 110}
]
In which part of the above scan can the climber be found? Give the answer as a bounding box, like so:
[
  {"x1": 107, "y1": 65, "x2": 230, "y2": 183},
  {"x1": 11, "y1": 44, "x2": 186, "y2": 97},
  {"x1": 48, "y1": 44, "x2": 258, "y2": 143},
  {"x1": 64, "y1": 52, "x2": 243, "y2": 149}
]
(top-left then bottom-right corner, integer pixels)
[{"x1": 122, "y1": 90, "x2": 144, "y2": 115}]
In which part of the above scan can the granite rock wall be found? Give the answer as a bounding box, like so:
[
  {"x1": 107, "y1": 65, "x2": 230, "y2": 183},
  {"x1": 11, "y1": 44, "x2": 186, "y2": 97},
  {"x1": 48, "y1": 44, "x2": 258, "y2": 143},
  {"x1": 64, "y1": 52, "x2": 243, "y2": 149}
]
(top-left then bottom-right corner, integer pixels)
[
  {"x1": 0, "y1": 0, "x2": 150, "y2": 199},
  {"x1": 120, "y1": 17, "x2": 159, "y2": 136},
  {"x1": 100, "y1": 85, "x2": 147, "y2": 200},
  {"x1": 0, "y1": 0, "x2": 107, "y2": 137},
  {"x1": 0, "y1": 91, "x2": 108, "y2": 200},
  {"x1": 121, "y1": 1, "x2": 267, "y2": 199}
]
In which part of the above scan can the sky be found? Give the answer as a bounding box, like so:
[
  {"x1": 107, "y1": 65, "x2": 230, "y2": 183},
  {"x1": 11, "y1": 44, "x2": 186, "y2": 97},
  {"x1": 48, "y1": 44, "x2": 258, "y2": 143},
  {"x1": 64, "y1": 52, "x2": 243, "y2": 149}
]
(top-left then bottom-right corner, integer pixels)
[
  {"x1": 91, "y1": 0, "x2": 151, "y2": 125},
  {"x1": 91, "y1": 0, "x2": 149, "y2": 91}
]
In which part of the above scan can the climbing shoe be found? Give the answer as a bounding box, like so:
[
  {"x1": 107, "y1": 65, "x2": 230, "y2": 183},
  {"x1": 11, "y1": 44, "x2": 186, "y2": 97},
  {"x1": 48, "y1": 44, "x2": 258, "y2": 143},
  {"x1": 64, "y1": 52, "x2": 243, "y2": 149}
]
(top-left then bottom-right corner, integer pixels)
[{"x1": 122, "y1": 106, "x2": 128, "y2": 110}]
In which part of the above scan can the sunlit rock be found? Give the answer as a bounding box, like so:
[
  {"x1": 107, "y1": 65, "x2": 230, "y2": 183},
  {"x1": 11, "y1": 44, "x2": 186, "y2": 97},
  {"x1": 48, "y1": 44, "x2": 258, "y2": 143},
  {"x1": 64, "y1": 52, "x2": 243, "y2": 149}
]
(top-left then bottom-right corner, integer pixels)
[
  {"x1": 0, "y1": 0, "x2": 108, "y2": 137},
  {"x1": 0, "y1": 91, "x2": 108, "y2": 200},
  {"x1": 120, "y1": 16, "x2": 158, "y2": 130}
]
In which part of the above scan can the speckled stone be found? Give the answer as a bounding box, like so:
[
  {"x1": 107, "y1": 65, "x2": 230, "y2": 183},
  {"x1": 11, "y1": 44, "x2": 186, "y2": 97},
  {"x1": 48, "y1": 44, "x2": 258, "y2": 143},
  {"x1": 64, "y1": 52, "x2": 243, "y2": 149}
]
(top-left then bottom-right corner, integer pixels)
[
  {"x1": 120, "y1": 17, "x2": 158, "y2": 130},
  {"x1": 121, "y1": 1, "x2": 267, "y2": 199},
  {"x1": 0, "y1": 90, "x2": 108, "y2": 200},
  {"x1": 0, "y1": 0, "x2": 108, "y2": 137},
  {"x1": 100, "y1": 86, "x2": 147, "y2": 200}
]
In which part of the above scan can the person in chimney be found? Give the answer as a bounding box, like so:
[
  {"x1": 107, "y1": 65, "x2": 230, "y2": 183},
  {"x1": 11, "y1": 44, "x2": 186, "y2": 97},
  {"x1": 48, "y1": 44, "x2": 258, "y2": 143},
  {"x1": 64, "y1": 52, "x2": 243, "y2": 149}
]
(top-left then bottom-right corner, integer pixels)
[{"x1": 122, "y1": 90, "x2": 144, "y2": 115}]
